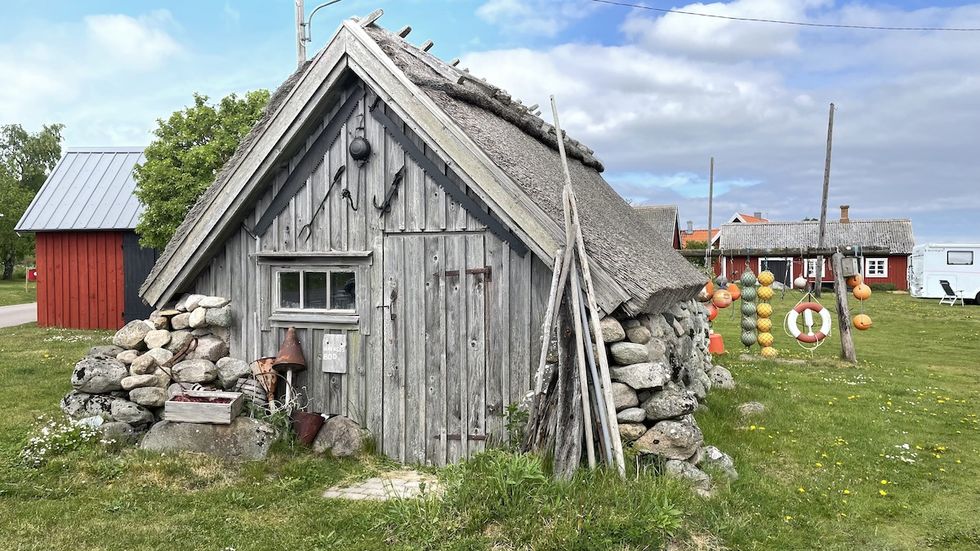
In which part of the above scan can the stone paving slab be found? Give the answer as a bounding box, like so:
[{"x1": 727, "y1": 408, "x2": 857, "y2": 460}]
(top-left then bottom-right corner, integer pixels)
[{"x1": 323, "y1": 469, "x2": 440, "y2": 501}]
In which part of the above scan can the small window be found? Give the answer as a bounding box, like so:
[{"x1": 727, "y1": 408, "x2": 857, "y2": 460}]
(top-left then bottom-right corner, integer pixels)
[
  {"x1": 805, "y1": 258, "x2": 824, "y2": 278},
  {"x1": 865, "y1": 258, "x2": 887, "y2": 278},
  {"x1": 277, "y1": 269, "x2": 356, "y2": 311},
  {"x1": 947, "y1": 251, "x2": 974, "y2": 266}
]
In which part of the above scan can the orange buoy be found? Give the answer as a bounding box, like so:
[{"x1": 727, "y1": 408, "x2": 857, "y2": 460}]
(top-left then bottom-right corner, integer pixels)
[
  {"x1": 708, "y1": 332, "x2": 725, "y2": 354},
  {"x1": 727, "y1": 283, "x2": 741, "y2": 301},
  {"x1": 852, "y1": 283, "x2": 872, "y2": 301},
  {"x1": 705, "y1": 280, "x2": 714, "y2": 295},
  {"x1": 707, "y1": 304, "x2": 719, "y2": 321},
  {"x1": 853, "y1": 313, "x2": 873, "y2": 330},
  {"x1": 846, "y1": 274, "x2": 864, "y2": 288},
  {"x1": 712, "y1": 289, "x2": 733, "y2": 309}
]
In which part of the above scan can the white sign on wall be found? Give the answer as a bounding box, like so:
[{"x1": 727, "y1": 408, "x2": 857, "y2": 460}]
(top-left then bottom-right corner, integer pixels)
[{"x1": 322, "y1": 333, "x2": 348, "y2": 374}]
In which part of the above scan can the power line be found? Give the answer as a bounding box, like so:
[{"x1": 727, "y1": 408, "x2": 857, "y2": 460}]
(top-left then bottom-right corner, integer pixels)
[{"x1": 590, "y1": 0, "x2": 980, "y2": 32}]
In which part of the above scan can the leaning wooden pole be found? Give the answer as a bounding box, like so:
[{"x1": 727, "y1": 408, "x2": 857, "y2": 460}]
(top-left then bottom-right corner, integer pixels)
[
  {"x1": 831, "y1": 251, "x2": 857, "y2": 363},
  {"x1": 551, "y1": 96, "x2": 626, "y2": 476},
  {"x1": 815, "y1": 103, "x2": 835, "y2": 297}
]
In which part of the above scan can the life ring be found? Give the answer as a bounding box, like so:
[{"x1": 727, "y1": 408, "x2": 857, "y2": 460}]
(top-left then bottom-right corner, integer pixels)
[{"x1": 787, "y1": 302, "x2": 831, "y2": 343}]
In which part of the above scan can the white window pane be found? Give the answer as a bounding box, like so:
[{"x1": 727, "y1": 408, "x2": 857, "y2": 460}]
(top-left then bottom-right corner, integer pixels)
[{"x1": 948, "y1": 251, "x2": 974, "y2": 265}]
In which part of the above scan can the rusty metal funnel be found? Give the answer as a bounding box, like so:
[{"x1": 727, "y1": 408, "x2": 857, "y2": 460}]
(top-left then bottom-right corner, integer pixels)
[{"x1": 273, "y1": 326, "x2": 306, "y2": 373}]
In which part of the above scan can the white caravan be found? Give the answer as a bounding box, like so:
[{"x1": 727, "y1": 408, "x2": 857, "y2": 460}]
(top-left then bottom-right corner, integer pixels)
[{"x1": 909, "y1": 244, "x2": 980, "y2": 302}]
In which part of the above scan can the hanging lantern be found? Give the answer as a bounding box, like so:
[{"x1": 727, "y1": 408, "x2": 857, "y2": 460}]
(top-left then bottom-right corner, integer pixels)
[
  {"x1": 741, "y1": 317, "x2": 757, "y2": 331},
  {"x1": 741, "y1": 286, "x2": 757, "y2": 302},
  {"x1": 707, "y1": 304, "x2": 719, "y2": 321},
  {"x1": 740, "y1": 271, "x2": 757, "y2": 287},
  {"x1": 852, "y1": 284, "x2": 872, "y2": 301},
  {"x1": 846, "y1": 274, "x2": 864, "y2": 288},
  {"x1": 760, "y1": 346, "x2": 778, "y2": 359},
  {"x1": 727, "y1": 283, "x2": 741, "y2": 301},
  {"x1": 756, "y1": 317, "x2": 773, "y2": 333},
  {"x1": 757, "y1": 303, "x2": 773, "y2": 318},
  {"x1": 714, "y1": 275, "x2": 729, "y2": 288},
  {"x1": 758, "y1": 332, "x2": 774, "y2": 347},
  {"x1": 741, "y1": 301, "x2": 757, "y2": 316},
  {"x1": 712, "y1": 289, "x2": 733, "y2": 309},
  {"x1": 741, "y1": 331, "x2": 757, "y2": 346},
  {"x1": 853, "y1": 314, "x2": 873, "y2": 330},
  {"x1": 793, "y1": 276, "x2": 808, "y2": 290},
  {"x1": 758, "y1": 271, "x2": 775, "y2": 286},
  {"x1": 757, "y1": 286, "x2": 774, "y2": 301}
]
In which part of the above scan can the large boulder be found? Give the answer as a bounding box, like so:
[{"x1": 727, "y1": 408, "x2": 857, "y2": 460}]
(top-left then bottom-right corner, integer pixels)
[
  {"x1": 199, "y1": 296, "x2": 230, "y2": 308},
  {"x1": 641, "y1": 383, "x2": 698, "y2": 422},
  {"x1": 598, "y1": 317, "x2": 626, "y2": 343},
  {"x1": 609, "y1": 362, "x2": 670, "y2": 390},
  {"x1": 664, "y1": 460, "x2": 712, "y2": 496},
  {"x1": 618, "y1": 422, "x2": 646, "y2": 442},
  {"x1": 625, "y1": 324, "x2": 651, "y2": 345},
  {"x1": 216, "y1": 357, "x2": 251, "y2": 390},
  {"x1": 129, "y1": 353, "x2": 159, "y2": 376},
  {"x1": 190, "y1": 335, "x2": 229, "y2": 362},
  {"x1": 182, "y1": 294, "x2": 206, "y2": 312},
  {"x1": 701, "y1": 445, "x2": 738, "y2": 480},
  {"x1": 145, "y1": 347, "x2": 174, "y2": 365},
  {"x1": 312, "y1": 415, "x2": 364, "y2": 458},
  {"x1": 205, "y1": 306, "x2": 233, "y2": 327},
  {"x1": 611, "y1": 382, "x2": 639, "y2": 410},
  {"x1": 171, "y1": 359, "x2": 218, "y2": 384},
  {"x1": 167, "y1": 330, "x2": 193, "y2": 352},
  {"x1": 144, "y1": 329, "x2": 171, "y2": 349},
  {"x1": 71, "y1": 356, "x2": 128, "y2": 394},
  {"x1": 634, "y1": 420, "x2": 703, "y2": 460},
  {"x1": 112, "y1": 320, "x2": 154, "y2": 349},
  {"x1": 88, "y1": 345, "x2": 124, "y2": 358},
  {"x1": 616, "y1": 407, "x2": 646, "y2": 423},
  {"x1": 116, "y1": 349, "x2": 139, "y2": 365},
  {"x1": 708, "y1": 366, "x2": 735, "y2": 390},
  {"x1": 60, "y1": 391, "x2": 115, "y2": 419},
  {"x1": 99, "y1": 422, "x2": 138, "y2": 445},
  {"x1": 121, "y1": 371, "x2": 170, "y2": 390},
  {"x1": 128, "y1": 387, "x2": 169, "y2": 408},
  {"x1": 110, "y1": 399, "x2": 154, "y2": 426},
  {"x1": 646, "y1": 338, "x2": 667, "y2": 362},
  {"x1": 609, "y1": 342, "x2": 648, "y2": 365},
  {"x1": 188, "y1": 307, "x2": 208, "y2": 329},
  {"x1": 141, "y1": 418, "x2": 276, "y2": 460},
  {"x1": 170, "y1": 313, "x2": 191, "y2": 331}
]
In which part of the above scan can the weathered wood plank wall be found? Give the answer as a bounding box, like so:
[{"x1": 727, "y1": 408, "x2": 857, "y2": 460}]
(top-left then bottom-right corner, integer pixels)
[{"x1": 188, "y1": 81, "x2": 548, "y2": 465}]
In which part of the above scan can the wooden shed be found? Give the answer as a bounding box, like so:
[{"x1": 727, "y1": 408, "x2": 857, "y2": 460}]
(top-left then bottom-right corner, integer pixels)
[
  {"x1": 16, "y1": 147, "x2": 157, "y2": 329},
  {"x1": 139, "y1": 15, "x2": 704, "y2": 465}
]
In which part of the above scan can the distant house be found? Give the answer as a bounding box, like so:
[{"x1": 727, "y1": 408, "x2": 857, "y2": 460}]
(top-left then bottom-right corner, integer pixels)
[
  {"x1": 634, "y1": 205, "x2": 680, "y2": 248},
  {"x1": 716, "y1": 206, "x2": 914, "y2": 290},
  {"x1": 679, "y1": 211, "x2": 767, "y2": 249},
  {"x1": 15, "y1": 147, "x2": 157, "y2": 329}
]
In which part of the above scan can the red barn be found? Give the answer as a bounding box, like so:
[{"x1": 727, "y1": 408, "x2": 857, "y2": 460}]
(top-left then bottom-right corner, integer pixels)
[
  {"x1": 15, "y1": 147, "x2": 157, "y2": 329},
  {"x1": 715, "y1": 206, "x2": 914, "y2": 290}
]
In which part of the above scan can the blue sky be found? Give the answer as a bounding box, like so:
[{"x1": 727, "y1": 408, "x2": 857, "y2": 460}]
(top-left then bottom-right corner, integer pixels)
[{"x1": 3, "y1": 0, "x2": 980, "y2": 243}]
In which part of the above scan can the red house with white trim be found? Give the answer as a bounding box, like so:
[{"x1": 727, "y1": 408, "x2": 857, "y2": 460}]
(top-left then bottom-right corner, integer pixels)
[{"x1": 714, "y1": 206, "x2": 914, "y2": 290}]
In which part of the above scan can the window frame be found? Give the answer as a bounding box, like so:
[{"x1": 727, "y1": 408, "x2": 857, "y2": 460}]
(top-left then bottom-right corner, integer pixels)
[
  {"x1": 273, "y1": 267, "x2": 357, "y2": 314},
  {"x1": 864, "y1": 258, "x2": 888, "y2": 278},
  {"x1": 804, "y1": 258, "x2": 825, "y2": 278},
  {"x1": 947, "y1": 250, "x2": 974, "y2": 266}
]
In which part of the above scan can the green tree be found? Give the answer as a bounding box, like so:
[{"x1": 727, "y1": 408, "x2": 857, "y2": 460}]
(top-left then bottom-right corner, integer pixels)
[
  {"x1": 0, "y1": 124, "x2": 64, "y2": 280},
  {"x1": 134, "y1": 90, "x2": 270, "y2": 249},
  {"x1": 684, "y1": 240, "x2": 708, "y2": 250}
]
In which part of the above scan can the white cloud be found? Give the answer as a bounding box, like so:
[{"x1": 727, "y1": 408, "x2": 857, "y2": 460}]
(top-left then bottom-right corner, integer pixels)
[
  {"x1": 463, "y1": 0, "x2": 980, "y2": 241},
  {"x1": 84, "y1": 11, "x2": 181, "y2": 67},
  {"x1": 476, "y1": 0, "x2": 597, "y2": 36}
]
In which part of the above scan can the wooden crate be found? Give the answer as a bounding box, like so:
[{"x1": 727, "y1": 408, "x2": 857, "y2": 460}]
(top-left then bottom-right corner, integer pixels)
[{"x1": 163, "y1": 390, "x2": 244, "y2": 425}]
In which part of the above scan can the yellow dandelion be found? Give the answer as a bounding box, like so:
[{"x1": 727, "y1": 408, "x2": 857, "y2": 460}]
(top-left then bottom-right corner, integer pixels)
[
  {"x1": 879, "y1": 489, "x2": 888, "y2": 496},
  {"x1": 843, "y1": 489, "x2": 851, "y2": 495},
  {"x1": 798, "y1": 487, "x2": 806, "y2": 493},
  {"x1": 784, "y1": 515, "x2": 793, "y2": 521},
  {"x1": 880, "y1": 479, "x2": 889, "y2": 485}
]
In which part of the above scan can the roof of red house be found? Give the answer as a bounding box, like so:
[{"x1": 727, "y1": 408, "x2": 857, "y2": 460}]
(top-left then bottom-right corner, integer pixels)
[{"x1": 735, "y1": 212, "x2": 768, "y2": 224}]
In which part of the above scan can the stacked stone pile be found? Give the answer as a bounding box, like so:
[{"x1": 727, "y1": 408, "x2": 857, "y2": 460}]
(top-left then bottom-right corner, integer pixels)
[
  {"x1": 60, "y1": 295, "x2": 252, "y2": 437},
  {"x1": 601, "y1": 298, "x2": 738, "y2": 492}
]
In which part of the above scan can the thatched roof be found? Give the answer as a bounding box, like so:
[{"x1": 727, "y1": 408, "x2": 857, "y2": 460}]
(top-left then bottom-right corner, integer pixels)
[
  {"x1": 720, "y1": 219, "x2": 915, "y2": 254},
  {"x1": 633, "y1": 205, "x2": 679, "y2": 247},
  {"x1": 141, "y1": 17, "x2": 705, "y2": 316}
]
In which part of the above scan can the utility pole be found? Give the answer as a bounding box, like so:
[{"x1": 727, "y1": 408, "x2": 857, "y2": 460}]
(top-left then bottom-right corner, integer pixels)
[
  {"x1": 705, "y1": 157, "x2": 714, "y2": 272},
  {"x1": 814, "y1": 103, "x2": 835, "y2": 297},
  {"x1": 295, "y1": 0, "x2": 307, "y2": 68}
]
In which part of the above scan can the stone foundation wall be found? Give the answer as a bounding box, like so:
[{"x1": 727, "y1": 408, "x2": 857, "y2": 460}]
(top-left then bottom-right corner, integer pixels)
[
  {"x1": 602, "y1": 298, "x2": 736, "y2": 491},
  {"x1": 60, "y1": 294, "x2": 251, "y2": 438}
]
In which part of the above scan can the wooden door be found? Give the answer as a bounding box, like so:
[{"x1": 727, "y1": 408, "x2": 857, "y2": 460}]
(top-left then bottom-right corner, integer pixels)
[{"x1": 382, "y1": 232, "x2": 491, "y2": 465}]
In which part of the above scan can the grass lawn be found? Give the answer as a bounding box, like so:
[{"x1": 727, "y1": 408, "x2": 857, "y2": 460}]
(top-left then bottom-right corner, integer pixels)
[
  {"x1": 0, "y1": 290, "x2": 977, "y2": 550},
  {"x1": 0, "y1": 279, "x2": 36, "y2": 307}
]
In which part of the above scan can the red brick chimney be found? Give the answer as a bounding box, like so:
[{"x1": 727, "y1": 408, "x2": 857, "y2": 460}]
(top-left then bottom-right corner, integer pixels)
[{"x1": 840, "y1": 204, "x2": 850, "y2": 223}]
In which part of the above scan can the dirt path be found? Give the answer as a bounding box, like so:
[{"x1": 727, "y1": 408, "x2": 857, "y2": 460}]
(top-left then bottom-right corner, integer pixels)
[{"x1": 0, "y1": 303, "x2": 37, "y2": 328}]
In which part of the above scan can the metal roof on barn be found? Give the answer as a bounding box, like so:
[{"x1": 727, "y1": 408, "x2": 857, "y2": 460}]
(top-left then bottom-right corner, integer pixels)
[
  {"x1": 16, "y1": 147, "x2": 145, "y2": 232},
  {"x1": 719, "y1": 219, "x2": 915, "y2": 254}
]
